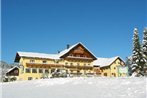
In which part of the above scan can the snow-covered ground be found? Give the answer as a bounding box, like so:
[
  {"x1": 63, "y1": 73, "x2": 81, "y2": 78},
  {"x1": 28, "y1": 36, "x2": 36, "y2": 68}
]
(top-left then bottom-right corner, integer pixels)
[{"x1": 1, "y1": 77, "x2": 147, "y2": 98}]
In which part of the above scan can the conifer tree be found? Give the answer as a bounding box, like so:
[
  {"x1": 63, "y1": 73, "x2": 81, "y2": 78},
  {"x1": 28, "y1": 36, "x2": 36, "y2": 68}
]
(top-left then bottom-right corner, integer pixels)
[
  {"x1": 131, "y1": 28, "x2": 145, "y2": 76},
  {"x1": 142, "y1": 28, "x2": 147, "y2": 58}
]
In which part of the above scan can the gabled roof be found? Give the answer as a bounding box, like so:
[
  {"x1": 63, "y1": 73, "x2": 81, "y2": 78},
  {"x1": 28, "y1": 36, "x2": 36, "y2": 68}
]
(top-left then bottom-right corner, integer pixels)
[
  {"x1": 59, "y1": 42, "x2": 97, "y2": 60},
  {"x1": 14, "y1": 51, "x2": 60, "y2": 62},
  {"x1": 93, "y1": 56, "x2": 124, "y2": 67},
  {"x1": 14, "y1": 42, "x2": 97, "y2": 62},
  {"x1": 6, "y1": 66, "x2": 19, "y2": 74}
]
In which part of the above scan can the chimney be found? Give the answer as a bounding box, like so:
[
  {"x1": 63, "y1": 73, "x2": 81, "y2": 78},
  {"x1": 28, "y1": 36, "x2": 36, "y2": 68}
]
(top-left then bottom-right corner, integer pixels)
[
  {"x1": 67, "y1": 44, "x2": 70, "y2": 49},
  {"x1": 58, "y1": 50, "x2": 60, "y2": 53}
]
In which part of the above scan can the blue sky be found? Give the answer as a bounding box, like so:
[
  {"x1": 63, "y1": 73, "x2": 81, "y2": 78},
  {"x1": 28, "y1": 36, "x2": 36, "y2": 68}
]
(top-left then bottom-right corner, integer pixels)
[{"x1": 2, "y1": 0, "x2": 147, "y2": 63}]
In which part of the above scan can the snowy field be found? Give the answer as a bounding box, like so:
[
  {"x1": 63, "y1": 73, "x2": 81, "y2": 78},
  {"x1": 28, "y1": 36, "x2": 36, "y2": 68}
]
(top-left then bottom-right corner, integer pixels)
[{"x1": 0, "y1": 77, "x2": 147, "y2": 98}]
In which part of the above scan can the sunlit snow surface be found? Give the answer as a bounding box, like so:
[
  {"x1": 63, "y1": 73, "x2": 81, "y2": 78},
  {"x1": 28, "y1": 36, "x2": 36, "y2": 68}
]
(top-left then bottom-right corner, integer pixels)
[{"x1": 1, "y1": 77, "x2": 147, "y2": 98}]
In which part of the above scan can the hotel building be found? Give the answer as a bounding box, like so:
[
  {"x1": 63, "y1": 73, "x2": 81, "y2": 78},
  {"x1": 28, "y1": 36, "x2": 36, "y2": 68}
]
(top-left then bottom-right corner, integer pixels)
[{"x1": 6, "y1": 42, "x2": 127, "y2": 80}]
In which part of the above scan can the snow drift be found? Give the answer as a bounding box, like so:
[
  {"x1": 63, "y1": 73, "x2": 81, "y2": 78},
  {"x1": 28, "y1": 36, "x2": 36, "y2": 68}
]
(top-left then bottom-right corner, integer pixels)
[{"x1": 1, "y1": 77, "x2": 147, "y2": 98}]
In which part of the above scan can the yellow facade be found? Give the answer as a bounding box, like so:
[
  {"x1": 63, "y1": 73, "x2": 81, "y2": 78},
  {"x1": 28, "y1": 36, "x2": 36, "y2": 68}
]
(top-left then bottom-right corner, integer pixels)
[
  {"x1": 14, "y1": 43, "x2": 97, "y2": 80},
  {"x1": 18, "y1": 57, "x2": 94, "y2": 80},
  {"x1": 100, "y1": 58, "x2": 127, "y2": 77}
]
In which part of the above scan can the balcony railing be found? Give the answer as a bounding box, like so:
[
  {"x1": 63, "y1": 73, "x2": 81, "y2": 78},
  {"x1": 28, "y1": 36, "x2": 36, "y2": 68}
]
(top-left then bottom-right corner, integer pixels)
[
  {"x1": 65, "y1": 65, "x2": 93, "y2": 70},
  {"x1": 26, "y1": 62, "x2": 93, "y2": 70},
  {"x1": 66, "y1": 56, "x2": 93, "y2": 60},
  {"x1": 26, "y1": 63, "x2": 64, "y2": 68}
]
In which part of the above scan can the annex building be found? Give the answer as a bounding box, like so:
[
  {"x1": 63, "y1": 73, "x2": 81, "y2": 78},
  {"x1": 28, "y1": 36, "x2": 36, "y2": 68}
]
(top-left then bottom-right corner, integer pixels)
[{"x1": 6, "y1": 42, "x2": 128, "y2": 81}]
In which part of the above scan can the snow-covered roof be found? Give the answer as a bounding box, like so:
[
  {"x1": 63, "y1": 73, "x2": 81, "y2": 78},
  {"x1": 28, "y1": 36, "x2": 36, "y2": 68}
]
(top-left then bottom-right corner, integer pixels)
[
  {"x1": 59, "y1": 42, "x2": 97, "y2": 59},
  {"x1": 6, "y1": 66, "x2": 19, "y2": 74},
  {"x1": 93, "y1": 56, "x2": 120, "y2": 67},
  {"x1": 15, "y1": 42, "x2": 96, "y2": 62},
  {"x1": 17, "y1": 51, "x2": 60, "y2": 60}
]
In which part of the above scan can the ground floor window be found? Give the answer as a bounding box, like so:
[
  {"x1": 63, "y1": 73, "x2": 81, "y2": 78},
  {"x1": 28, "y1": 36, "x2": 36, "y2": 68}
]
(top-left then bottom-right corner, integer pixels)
[
  {"x1": 39, "y1": 69, "x2": 43, "y2": 73},
  {"x1": 51, "y1": 69, "x2": 55, "y2": 73},
  {"x1": 25, "y1": 68, "x2": 31, "y2": 73},
  {"x1": 112, "y1": 73, "x2": 116, "y2": 77},
  {"x1": 45, "y1": 69, "x2": 49, "y2": 73},
  {"x1": 104, "y1": 73, "x2": 107, "y2": 76},
  {"x1": 28, "y1": 77, "x2": 32, "y2": 80},
  {"x1": 32, "y1": 68, "x2": 37, "y2": 73}
]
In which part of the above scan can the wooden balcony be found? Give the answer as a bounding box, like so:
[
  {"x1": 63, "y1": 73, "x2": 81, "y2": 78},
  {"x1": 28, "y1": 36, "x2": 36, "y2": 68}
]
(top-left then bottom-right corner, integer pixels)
[
  {"x1": 66, "y1": 56, "x2": 93, "y2": 61},
  {"x1": 65, "y1": 65, "x2": 93, "y2": 70},
  {"x1": 26, "y1": 63, "x2": 93, "y2": 70},
  {"x1": 26, "y1": 63, "x2": 64, "y2": 68}
]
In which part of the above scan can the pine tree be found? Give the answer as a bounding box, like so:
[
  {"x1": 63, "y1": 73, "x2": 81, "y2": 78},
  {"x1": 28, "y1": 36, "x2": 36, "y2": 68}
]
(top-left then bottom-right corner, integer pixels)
[
  {"x1": 142, "y1": 28, "x2": 147, "y2": 58},
  {"x1": 142, "y1": 28, "x2": 147, "y2": 74},
  {"x1": 131, "y1": 28, "x2": 145, "y2": 76},
  {"x1": 125, "y1": 57, "x2": 132, "y2": 76}
]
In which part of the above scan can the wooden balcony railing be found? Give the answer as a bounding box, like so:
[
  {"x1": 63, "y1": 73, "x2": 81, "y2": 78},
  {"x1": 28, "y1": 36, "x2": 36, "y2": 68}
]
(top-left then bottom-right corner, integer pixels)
[
  {"x1": 26, "y1": 63, "x2": 64, "y2": 68},
  {"x1": 66, "y1": 56, "x2": 93, "y2": 60},
  {"x1": 26, "y1": 63, "x2": 93, "y2": 70}
]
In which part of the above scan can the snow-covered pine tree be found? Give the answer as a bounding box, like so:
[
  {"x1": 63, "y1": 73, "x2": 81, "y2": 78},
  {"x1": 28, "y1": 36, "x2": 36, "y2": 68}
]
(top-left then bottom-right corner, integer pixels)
[
  {"x1": 142, "y1": 28, "x2": 147, "y2": 59},
  {"x1": 142, "y1": 28, "x2": 147, "y2": 75},
  {"x1": 131, "y1": 28, "x2": 145, "y2": 76},
  {"x1": 125, "y1": 57, "x2": 132, "y2": 76}
]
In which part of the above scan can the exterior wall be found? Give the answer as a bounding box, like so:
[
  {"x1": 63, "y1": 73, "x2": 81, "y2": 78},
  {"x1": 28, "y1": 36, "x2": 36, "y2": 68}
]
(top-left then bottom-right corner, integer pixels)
[
  {"x1": 100, "y1": 59, "x2": 126, "y2": 77},
  {"x1": 101, "y1": 67, "x2": 111, "y2": 77},
  {"x1": 18, "y1": 57, "x2": 55, "y2": 80},
  {"x1": 18, "y1": 57, "x2": 94, "y2": 81}
]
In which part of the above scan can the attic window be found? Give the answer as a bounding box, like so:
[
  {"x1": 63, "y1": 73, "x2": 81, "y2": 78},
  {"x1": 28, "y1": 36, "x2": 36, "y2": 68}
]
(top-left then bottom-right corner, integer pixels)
[{"x1": 75, "y1": 47, "x2": 80, "y2": 51}]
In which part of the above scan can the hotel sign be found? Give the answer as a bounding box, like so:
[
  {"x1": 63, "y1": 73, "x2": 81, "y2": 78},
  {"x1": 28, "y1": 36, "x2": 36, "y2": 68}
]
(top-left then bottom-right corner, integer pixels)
[{"x1": 118, "y1": 66, "x2": 128, "y2": 74}]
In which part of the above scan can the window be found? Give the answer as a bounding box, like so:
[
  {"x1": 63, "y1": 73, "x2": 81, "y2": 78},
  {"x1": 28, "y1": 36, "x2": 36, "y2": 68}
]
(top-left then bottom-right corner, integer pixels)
[
  {"x1": 28, "y1": 77, "x2": 32, "y2": 80},
  {"x1": 14, "y1": 70, "x2": 18, "y2": 74},
  {"x1": 54, "y1": 60, "x2": 59, "y2": 63},
  {"x1": 70, "y1": 63, "x2": 73, "y2": 66},
  {"x1": 45, "y1": 69, "x2": 49, "y2": 73},
  {"x1": 42, "y1": 60, "x2": 47, "y2": 64},
  {"x1": 77, "y1": 63, "x2": 80, "y2": 66},
  {"x1": 51, "y1": 69, "x2": 55, "y2": 73},
  {"x1": 80, "y1": 54, "x2": 83, "y2": 57},
  {"x1": 75, "y1": 47, "x2": 80, "y2": 51},
  {"x1": 70, "y1": 70, "x2": 73, "y2": 73},
  {"x1": 104, "y1": 73, "x2": 107, "y2": 76},
  {"x1": 30, "y1": 59, "x2": 35, "y2": 63},
  {"x1": 32, "y1": 68, "x2": 37, "y2": 73},
  {"x1": 25, "y1": 68, "x2": 31, "y2": 73},
  {"x1": 114, "y1": 67, "x2": 116, "y2": 69},
  {"x1": 39, "y1": 69, "x2": 43, "y2": 73},
  {"x1": 65, "y1": 62, "x2": 68, "y2": 66},
  {"x1": 114, "y1": 73, "x2": 116, "y2": 77}
]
